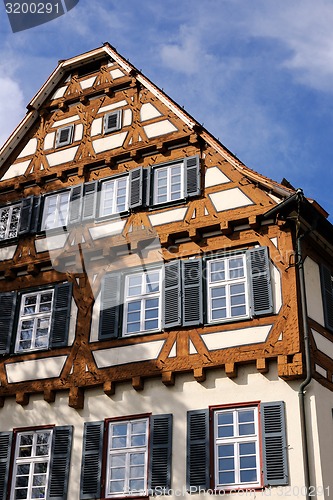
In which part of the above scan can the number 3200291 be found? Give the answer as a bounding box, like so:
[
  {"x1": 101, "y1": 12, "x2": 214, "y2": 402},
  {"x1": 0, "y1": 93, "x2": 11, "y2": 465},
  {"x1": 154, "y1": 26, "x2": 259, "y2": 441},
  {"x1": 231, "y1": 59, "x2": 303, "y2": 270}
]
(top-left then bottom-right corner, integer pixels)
[{"x1": 5, "y1": 3, "x2": 60, "y2": 14}]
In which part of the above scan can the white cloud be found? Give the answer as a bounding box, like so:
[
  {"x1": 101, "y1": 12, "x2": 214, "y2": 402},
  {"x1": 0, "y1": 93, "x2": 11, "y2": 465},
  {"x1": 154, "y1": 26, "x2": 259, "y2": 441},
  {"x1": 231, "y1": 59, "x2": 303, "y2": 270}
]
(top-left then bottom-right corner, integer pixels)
[{"x1": 0, "y1": 74, "x2": 25, "y2": 147}]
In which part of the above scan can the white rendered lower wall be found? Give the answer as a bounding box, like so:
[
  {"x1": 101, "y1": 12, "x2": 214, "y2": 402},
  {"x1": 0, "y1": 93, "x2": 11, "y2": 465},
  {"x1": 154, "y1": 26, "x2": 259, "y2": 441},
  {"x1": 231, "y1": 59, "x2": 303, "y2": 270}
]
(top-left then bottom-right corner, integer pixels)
[{"x1": 0, "y1": 363, "x2": 313, "y2": 499}]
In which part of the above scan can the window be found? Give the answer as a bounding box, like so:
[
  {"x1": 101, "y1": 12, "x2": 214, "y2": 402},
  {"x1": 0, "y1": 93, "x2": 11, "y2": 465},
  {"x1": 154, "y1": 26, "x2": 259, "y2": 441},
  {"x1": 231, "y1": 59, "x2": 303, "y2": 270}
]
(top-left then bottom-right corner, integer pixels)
[
  {"x1": 55, "y1": 125, "x2": 74, "y2": 148},
  {"x1": 15, "y1": 290, "x2": 54, "y2": 353},
  {"x1": 41, "y1": 191, "x2": 70, "y2": 230},
  {"x1": 0, "y1": 282, "x2": 72, "y2": 356},
  {"x1": 104, "y1": 110, "x2": 122, "y2": 134},
  {"x1": 0, "y1": 426, "x2": 72, "y2": 500},
  {"x1": 186, "y1": 402, "x2": 288, "y2": 492},
  {"x1": 100, "y1": 176, "x2": 129, "y2": 216},
  {"x1": 320, "y1": 264, "x2": 333, "y2": 332},
  {"x1": 0, "y1": 203, "x2": 21, "y2": 240},
  {"x1": 80, "y1": 414, "x2": 172, "y2": 499}
]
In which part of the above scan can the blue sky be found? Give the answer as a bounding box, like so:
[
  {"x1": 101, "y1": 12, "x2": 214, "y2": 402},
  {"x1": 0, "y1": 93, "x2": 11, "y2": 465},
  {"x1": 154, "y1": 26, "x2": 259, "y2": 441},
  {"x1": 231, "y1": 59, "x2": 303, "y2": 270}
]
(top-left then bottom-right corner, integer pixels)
[{"x1": 1, "y1": 0, "x2": 333, "y2": 219}]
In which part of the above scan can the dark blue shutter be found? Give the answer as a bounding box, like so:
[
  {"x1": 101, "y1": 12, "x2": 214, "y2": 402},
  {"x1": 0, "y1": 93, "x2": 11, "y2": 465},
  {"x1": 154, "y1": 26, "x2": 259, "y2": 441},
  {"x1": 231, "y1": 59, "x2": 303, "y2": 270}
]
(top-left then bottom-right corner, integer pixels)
[
  {"x1": 48, "y1": 426, "x2": 73, "y2": 500},
  {"x1": 143, "y1": 167, "x2": 151, "y2": 207},
  {"x1": 80, "y1": 421, "x2": 104, "y2": 500},
  {"x1": 129, "y1": 168, "x2": 143, "y2": 209},
  {"x1": 320, "y1": 264, "x2": 333, "y2": 332},
  {"x1": 186, "y1": 409, "x2": 210, "y2": 491},
  {"x1": 98, "y1": 273, "x2": 122, "y2": 340},
  {"x1": 163, "y1": 260, "x2": 181, "y2": 328},
  {"x1": 185, "y1": 156, "x2": 200, "y2": 198},
  {"x1": 18, "y1": 197, "x2": 34, "y2": 235},
  {"x1": 148, "y1": 414, "x2": 172, "y2": 491},
  {"x1": 68, "y1": 184, "x2": 83, "y2": 224},
  {"x1": 50, "y1": 282, "x2": 72, "y2": 348},
  {"x1": 82, "y1": 182, "x2": 98, "y2": 221},
  {"x1": 182, "y1": 259, "x2": 203, "y2": 326},
  {"x1": 247, "y1": 247, "x2": 273, "y2": 316},
  {"x1": 261, "y1": 401, "x2": 288, "y2": 486},
  {"x1": 29, "y1": 196, "x2": 41, "y2": 234},
  {"x1": 0, "y1": 292, "x2": 17, "y2": 355},
  {"x1": 0, "y1": 431, "x2": 12, "y2": 500}
]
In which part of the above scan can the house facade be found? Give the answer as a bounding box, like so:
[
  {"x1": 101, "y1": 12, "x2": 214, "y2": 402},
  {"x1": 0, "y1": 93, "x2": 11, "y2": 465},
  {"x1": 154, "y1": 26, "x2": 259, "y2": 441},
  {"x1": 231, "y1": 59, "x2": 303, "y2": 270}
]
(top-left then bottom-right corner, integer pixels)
[{"x1": 0, "y1": 44, "x2": 333, "y2": 500}]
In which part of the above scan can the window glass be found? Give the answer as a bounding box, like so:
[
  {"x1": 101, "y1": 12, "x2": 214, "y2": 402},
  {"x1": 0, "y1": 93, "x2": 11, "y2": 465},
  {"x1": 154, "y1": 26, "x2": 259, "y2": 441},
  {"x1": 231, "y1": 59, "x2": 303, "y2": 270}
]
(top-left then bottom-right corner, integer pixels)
[
  {"x1": 100, "y1": 176, "x2": 129, "y2": 216},
  {"x1": 153, "y1": 162, "x2": 184, "y2": 204},
  {"x1": 0, "y1": 204, "x2": 21, "y2": 240},
  {"x1": 42, "y1": 192, "x2": 70, "y2": 230}
]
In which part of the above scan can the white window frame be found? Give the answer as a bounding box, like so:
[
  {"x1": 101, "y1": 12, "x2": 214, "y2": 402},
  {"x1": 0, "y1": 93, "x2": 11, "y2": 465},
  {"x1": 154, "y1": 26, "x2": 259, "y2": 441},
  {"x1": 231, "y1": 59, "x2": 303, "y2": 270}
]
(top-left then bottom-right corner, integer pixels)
[
  {"x1": 0, "y1": 203, "x2": 21, "y2": 240},
  {"x1": 104, "y1": 110, "x2": 122, "y2": 134},
  {"x1": 41, "y1": 191, "x2": 70, "y2": 230},
  {"x1": 11, "y1": 429, "x2": 53, "y2": 500},
  {"x1": 207, "y1": 254, "x2": 250, "y2": 323},
  {"x1": 214, "y1": 406, "x2": 260, "y2": 490},
  {"x1": 153, "y1": 161, "x2": 185, "y2": 205},
  {"x1": 15, "y1": 289, "x2": 54, "y2": 353},
  {"x1": 55, "y1": 124, "x2": 74, "y2": 148},
  {"x1": 106, "y1": 418, "x2": 149, "y2": 498},
  {"x1": 99, "y1": 175, "x2": 129, "y2": 217},
  {"x1": 123, "y1": 268, "x2": 162, "y2": 336}
]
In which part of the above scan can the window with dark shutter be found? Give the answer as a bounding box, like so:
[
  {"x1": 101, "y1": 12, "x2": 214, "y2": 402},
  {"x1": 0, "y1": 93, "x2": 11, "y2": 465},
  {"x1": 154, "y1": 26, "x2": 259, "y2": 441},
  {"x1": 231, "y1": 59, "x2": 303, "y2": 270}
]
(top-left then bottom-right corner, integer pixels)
[
  {"x1": 185, "y1": 156, "x2": 200, "y2": 198},
  {"x1": 320, "y1": 264, "x2": 333, "y2": 332},
  {"x1": 18, "y1": 197, "x2": 34, "y2": 235},
  {"x1": 182, "y1": 259, "x2": 203, "y2": 326},
  {"x1": 261, "y1": 401, "x2": 288, "y2": 486},
  {"x1": 99, "y1": 273, "x2": 122, "y2": 340},
  {"x1": 129, "y1": 167, "x2": 143, "y2": 209},
  {"x1": 80, "y1": 421, "x2": 104, "y2": 500},
  {"x1": 56, "y1": 125, "x2": 74, "y2": 148},
  {"x1": 82, "y1": 181, "x2": 98, "y2": 221},
  {"x1": 48, "y1": 426, "x2": 73, "y2": 500},
  {"x1": 50, "y1": 282, "x2": 73, "y2": 348},
  {"x1": 0, "y1": 292, "x2": 17, "y2": 355},
  {"x1": 186, "y1": 409, "x2": 210, "y2": 491},
  {"x1": 68, "y1": 184, "x2": 83, "y2": 224},
  {"x1": 0, "y1": 431, "x2": 13, "y2": 500},
  {"x1": 104, "y1": 110, "x2": 122, "y2": 134},
  {"x1": 29, "y1": 196, "x2": 41, "y2": 234},
  {"x1": 163, "y1": 260, "x2": 181, "y2": 328},
  {"x1": 247, "y1": 246, "x2": 273, "y2": 316},
  {"x1": 148, "y1": 414, "x2": 172, "y2": 492}
]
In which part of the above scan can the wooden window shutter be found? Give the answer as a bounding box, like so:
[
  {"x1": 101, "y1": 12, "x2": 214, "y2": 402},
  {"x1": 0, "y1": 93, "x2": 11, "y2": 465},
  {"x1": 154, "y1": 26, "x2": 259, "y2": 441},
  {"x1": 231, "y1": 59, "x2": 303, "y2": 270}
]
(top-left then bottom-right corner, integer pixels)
[
  {"x1": 182, "y1": 259, "x2": 203, "y2": 326},
  {"x1": 261, "y1": 401, "x2": 288, "y2": 486},
  {"x1": 18, "y1": 197, "x2": 34, "y2": 235},
  {"x1": 29, "y1": 196, "x2": 42, "y2": 234},
  {"x1": 320, "y1": 264, "x2": 333, "y2": 332},
  {"x1": 129, "y1": 167, "x2": 143, "y2": 209},
  {"x1": 148, "y1": 414, "x2": 172, "y2": 492},
  {"x1": 82, "y1": 181, "x2": 98, "y2": 221},
  {"x1": 163, "y1": 260, "x2": 182, "y2": 328},
  {"x1": 0, "y1": 291, "x2": 17, "y2": 355},
  {"x1": 98, "y1": 273, "x2": 122, "y2": 340},
  {"x1": 143, "y1": 167, "x2": 151, "y2": 207},
  {"x1": 185, "y1": 156, "x2": 200, "y2": 198},
  {"x1": 247, "y1": 246, "x2": 273, "y2": 316},
  {"x1": 80, "y1": 421, "x2": 104, "y2": 500},
  {"x1": 50, "y1": 283, "x2": 73, "y2": 348},
  {"x1": 47, "y1": 426, "x2": 73, "y2": 500},
  {"x1": 68, "y1": 184, "x2": 83, "y2": 224},
  {"x1": 186, "y1": 409, "x2": 210, "y2": 491},
  {"x1": 0, "y1": 431, "x2": 13, "y2": 500}
]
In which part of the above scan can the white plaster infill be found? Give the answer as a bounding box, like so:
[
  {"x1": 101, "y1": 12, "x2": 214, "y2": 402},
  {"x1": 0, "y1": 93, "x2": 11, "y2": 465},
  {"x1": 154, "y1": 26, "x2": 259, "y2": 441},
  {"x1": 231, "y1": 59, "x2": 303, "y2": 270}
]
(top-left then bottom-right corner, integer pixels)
[
  {"x1": 6, "y1": 356, "x2": 67, "y2": 383},
  {"x1": 35, "y1": 234, "x2": 68, "y2": 253},
  {"x1": 98, "y1": 100, "x2": 128, "y2": 114},
  {"x1": 89, "y1": 220, "x2": 126, "y2": 240},
  {"x1": 51, "y1": 86, "x2": 67, "y2": 100},
  {"x1": 110, "y1": 68, "x2": 125, "y2": 79},
  {"x1": 201, "y1": 324, "x2": 272, "y2": 351},
  {"x1": 18, "y1": 138, "x2": 38, "y2": 158},
  {"x1": 140, "y1": 103, "x2": 162, "y2": 122},
  {"x1": 0, "y1": 245, "x2": 17, "y2": 261},
  {"x1": 80, "y1": 76, "x2": 96, "y2": 89},
  {"x1": 315, "y1": 364, "x2": 327, "y2": 378},
  {"x1": 209, "y1": 188, "x2": 254, "y2": 212},
  {"x1": 312, "y1": 329, "x2": 333, "y2": 360},
  {"x1": 1, "y1": 160, "x2": 31, "y2": 180},
  {"x1": 93, "y1": 340, "x2": 165, "y2": 368},
  {"x1": 92, "y1": 132, "x2": 128, "y2": 153},
  {"x1": 46, "y1": 146, "x2": 79, "y2": 167},
  {"x1": 148, "y1": 207, "x2": 187, "y2": 226},
  {"x1": 51, "y1": 115, "x2": 80, "y2": 127},
  {"x1": 205, "y1": 167, "x2": 230, "y2": 187},
  {"x1": 143, "y1": 120, "x2": 177, "y2": 139}
]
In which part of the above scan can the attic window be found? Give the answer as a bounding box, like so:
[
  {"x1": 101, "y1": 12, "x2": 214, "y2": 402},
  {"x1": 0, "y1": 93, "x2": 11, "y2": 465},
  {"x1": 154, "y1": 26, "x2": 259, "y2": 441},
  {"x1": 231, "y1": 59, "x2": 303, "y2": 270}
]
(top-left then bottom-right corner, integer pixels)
[
  {"x1": 55, "y1": 125, "x2": 74, "y2": 148},
  {"x1": 104, "y1": 110, "x2": 122, "y2": 134}
]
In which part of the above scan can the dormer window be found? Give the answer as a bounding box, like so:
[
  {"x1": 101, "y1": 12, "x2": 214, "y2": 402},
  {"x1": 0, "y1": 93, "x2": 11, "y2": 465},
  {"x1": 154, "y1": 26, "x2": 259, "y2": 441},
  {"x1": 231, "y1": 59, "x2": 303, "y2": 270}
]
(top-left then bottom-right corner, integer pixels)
[
  {"x1": 104, "y1": 110, "x2": 122, "y2": 134},
  {"x1": 55, "y1": 125, "x2": 74, "y2": 148}
]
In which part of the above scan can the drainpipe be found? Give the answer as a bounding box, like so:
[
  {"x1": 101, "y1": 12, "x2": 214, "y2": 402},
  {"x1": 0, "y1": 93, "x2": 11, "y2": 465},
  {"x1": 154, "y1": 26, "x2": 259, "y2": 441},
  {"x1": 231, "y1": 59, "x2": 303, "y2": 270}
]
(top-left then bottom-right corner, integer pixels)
[{"x1": 295, "y1": 190, "x2": 312, "y2": 500}]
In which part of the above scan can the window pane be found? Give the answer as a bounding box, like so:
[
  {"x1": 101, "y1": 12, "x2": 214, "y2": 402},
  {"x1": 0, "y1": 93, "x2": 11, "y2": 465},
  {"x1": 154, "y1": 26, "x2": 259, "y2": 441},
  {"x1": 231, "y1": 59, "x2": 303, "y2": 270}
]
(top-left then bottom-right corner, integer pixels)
[
  {"x1": 110, "y1": 480, "x2": 125, "y2": 493},
  {"x1": 15, "y1": 488, "x2": 28, "y2": 499},
  {"x1": 240, "y1": 469, "x2": 257, "y2": 483},
  {"x1": 218, "y1": 471, "x2": 235, "y2": 485},
  {"x1": 239, "y1": 442, "x2": 256, "y2": 455},
  {"x1": 218, "y1": 413, "x2": 233, "y2": 425},
  {"x1": 238, "y1": 410, "x2": 254, "y2": 423}
]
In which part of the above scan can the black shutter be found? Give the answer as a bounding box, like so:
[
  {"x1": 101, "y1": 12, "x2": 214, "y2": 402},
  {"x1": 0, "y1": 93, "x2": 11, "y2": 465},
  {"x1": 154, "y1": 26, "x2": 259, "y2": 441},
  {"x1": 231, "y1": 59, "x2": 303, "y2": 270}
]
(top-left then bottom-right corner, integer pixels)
[
  {"x1": 129, "y1": 168, "x2": 143, "y2": 209},
  {"x1": 0, "y1": 431, "x2": 12, "y2": 500},
  {"x1": 80, "y1": 421, "x2": 104, "y2": 500},
  {"x1": 143, "y1": 167, "x2": 151, "y2": 207},
  {"x1": 30, "y1": 196, "x2": 42, "y2": 234},
  {"x1": 98, "y1": 273, "x2": 122, "y2": 340},
  {"x1": 182, "y1": 259, "x2": 203, "y2": 326},
  {"x1": 320, "y1": 264, "x2": 333, "y2": 332},
  {"x1": 0, "y1": 292, "x2": 17, "y2": 355},
  {"x1": 68, "y1": 184, "x2": 83, "y2": 224},
  {"x1": 163, "y1": 260, "x2": 181, "y2": 328},
  {"x1": 18, "y1": 197, "x2": 34, "y2": 235},
  {"x1": 48, "y1": 426, "x2": 73, "y2": 500},
  {"x1": 261, "y1": 401, "x2": 288, "y2": 486},
  {"x1": 82, "y1": 182, "x2": 98, "y2": 221},
  {"x1": 148, "y1": 414, "x2": 172, "y2": 492},
  {"x1": 185, "y1": 156, "x2": 200, "y2": 198},
  {"x1": 247, "y1": 247, "x2": 273, "y2": 316},
  {"x1": 186, "y1": 409, "x2": 210, "y2": 491},
  {"x1": 50, "y1": 282, "x2": 72, "y2": 348}
]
